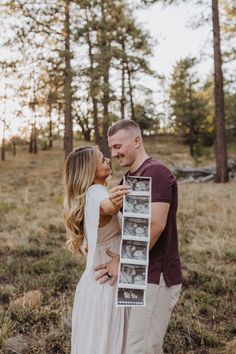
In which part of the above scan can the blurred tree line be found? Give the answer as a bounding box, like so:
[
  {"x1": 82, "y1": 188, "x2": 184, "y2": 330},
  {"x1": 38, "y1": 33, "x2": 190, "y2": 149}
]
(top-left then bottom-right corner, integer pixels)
[
  {"x1": 142, "y1": 0, "x2": 234, "y2": 181},
  {"x1": 0, "y1": 0, "x2": 236, "y2": 183},
  {"x1": 0, "y1": 0, "x2": 155, "y2": 158}
]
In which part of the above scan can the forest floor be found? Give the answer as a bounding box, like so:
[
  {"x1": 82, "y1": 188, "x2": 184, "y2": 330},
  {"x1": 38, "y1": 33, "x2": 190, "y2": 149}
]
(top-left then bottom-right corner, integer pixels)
[{"x1": 0, "y1": 136, "x2": 236, "y2": 354}]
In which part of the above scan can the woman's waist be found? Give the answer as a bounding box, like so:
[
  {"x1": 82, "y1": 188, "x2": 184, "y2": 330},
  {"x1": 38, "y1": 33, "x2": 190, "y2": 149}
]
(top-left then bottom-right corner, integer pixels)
[
  {"x1": 96, "y1": 233, "x2": 121, "y2": 246},
  {"x1": 89, "y1": 240, "x2": 120, "y2": 269}
]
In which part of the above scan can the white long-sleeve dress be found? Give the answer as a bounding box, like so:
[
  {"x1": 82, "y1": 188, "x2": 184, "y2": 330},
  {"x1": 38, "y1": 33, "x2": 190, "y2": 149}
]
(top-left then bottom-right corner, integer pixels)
[{"x1": 71, "y1": 184, "x2": 129, "y2": 354}]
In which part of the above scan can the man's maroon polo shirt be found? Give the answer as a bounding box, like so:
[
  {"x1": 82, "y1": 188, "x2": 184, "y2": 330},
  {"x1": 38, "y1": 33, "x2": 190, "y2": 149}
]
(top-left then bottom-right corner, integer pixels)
[{"x1": 128, "y1": 157, "x2": 182, "y2": 287}]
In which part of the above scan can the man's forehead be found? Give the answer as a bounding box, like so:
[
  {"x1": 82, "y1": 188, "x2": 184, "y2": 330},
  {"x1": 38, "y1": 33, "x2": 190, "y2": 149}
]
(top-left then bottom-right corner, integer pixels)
[{"x1": 108, "y1": 129, "x2": 131, "y2": 144}]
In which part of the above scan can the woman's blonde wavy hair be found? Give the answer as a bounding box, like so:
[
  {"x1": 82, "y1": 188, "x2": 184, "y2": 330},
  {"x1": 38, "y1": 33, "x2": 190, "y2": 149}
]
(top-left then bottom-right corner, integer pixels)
[{"x1": 64, "y1": 146, "x2": 98, "y2": 253}]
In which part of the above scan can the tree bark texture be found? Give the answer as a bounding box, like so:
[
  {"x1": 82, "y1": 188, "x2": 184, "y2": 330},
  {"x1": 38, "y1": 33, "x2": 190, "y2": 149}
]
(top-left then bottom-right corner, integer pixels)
[
  {"x1": 121, "y1": 36, "x2": 126, "y2": 120},
  {"x1": 86, "y1": 15, "x2": 100, "y2": 145},
  {"x1": 63, "y1": 0, "x2": 73, "y2": 159},
  {"x1": 212, "y1": 0, "x2": 229, "y2": 182}
]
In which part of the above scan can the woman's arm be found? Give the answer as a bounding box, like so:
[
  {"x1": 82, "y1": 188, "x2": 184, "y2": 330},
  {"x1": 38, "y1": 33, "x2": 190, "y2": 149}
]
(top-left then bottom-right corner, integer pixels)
[{"x1": 100, "y1": 185, "x2": 130, "y2": 216}]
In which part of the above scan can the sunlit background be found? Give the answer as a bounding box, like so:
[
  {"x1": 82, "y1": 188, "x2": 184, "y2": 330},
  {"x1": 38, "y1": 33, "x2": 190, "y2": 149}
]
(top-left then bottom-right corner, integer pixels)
[{"x1": 2, "y1": 1, "x2": 234, "y2": 140}]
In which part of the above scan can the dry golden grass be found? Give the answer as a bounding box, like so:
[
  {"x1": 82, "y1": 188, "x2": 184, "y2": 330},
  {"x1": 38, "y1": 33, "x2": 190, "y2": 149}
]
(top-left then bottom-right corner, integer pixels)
[{"x1": 0, "y1": 138, "x2": 235, "y2": 353}]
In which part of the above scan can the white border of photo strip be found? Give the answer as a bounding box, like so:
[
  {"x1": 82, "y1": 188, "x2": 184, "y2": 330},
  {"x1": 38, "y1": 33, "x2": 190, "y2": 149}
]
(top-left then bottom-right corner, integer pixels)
[{"x1": 116, "y1": 176, "x2": 152, "y2": 307}]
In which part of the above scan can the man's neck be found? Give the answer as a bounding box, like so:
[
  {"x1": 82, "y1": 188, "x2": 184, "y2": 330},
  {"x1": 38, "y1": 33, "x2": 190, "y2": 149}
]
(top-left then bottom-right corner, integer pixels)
[{"x1": 129, "y1": 152, "x2": 150, "y2": 173}]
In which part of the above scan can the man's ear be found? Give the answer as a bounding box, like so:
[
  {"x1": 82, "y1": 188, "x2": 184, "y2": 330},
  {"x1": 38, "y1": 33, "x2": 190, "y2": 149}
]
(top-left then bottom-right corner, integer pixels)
[{"x1": 134, "y1": 136, "x2": 141, "y2": 147}]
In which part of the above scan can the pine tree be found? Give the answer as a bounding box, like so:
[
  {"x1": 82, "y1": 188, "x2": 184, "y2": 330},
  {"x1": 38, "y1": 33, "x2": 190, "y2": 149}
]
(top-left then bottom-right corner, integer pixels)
[
  {"x1": 170, "y1": 57, "x2": 208, "y2": 156},
  {"x1": 212, "y1": 0, "x2": 228, "y2": 182},
  {"x1": 1, "y1": 0, "x2": 75, "y2": 158},
  {"x1": 142, "y1": 0, "x2": 229, "y2": 182}
]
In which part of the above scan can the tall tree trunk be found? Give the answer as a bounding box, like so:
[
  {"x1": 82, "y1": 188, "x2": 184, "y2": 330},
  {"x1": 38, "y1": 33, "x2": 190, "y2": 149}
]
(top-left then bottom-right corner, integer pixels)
[
  {"x1": 86, "y1": 10, "x2": 100, "y2": 145},
  {"x1": 190, "y1": 142, "x2": 194, "y2": 157},
  {"x1": 29, "y1": 124, "x2": 33, "y2": 153},
  {"x1": 212, "y1": 0, "x2": 228, "y2": 182},
  {"x1": 63, "y1": 0, "x2": 73, "y2": 159},
  {"x1": 102, "y1": 65, "x2": 110, "y2": 157},
  {"x1": 1, "y1": 118, "x2": 6, "y2": 161},
  {"x1": 189, "y1": 82, "x2": 194, "y2": 157},
  {"x1": 1, "y1": 86, "x2": 7, "y2": 161},
  {"x1": 83, "y1": 129, "x2": 91, "y2": 141},
  {"x1": 48, "y1": 101, "x2": 53, "y2": 148},
  {"x1": 32, "y1": 123, "x2": 37, "y2": 154},
  {"x1": 29, "y1": 123, "x2": 37, "y2": 154},
  {"x1": 12, "y1": 136, "x2": 16, "y2": 156},
  {"x1": 57, "y1": 102, "x2": 63, "y2": 139},
  {"x1": 100, "y1": 2, "x2": 111, "y2": 158},
  {"x1": 121, "y1": 36, "x2": 126, "y2": 120},
  {"x1": 74, "y1": 111, "x2": 92, "y2": 142},
  {"x1": 29, "y1": 106, "x2": 37, "y2": 155},
  {"x1": 92, "y1": 96, "x2": 100, "y2": 144},
  {"x1": 126, "y1": 61, "x2": 136, "y2": 121}
]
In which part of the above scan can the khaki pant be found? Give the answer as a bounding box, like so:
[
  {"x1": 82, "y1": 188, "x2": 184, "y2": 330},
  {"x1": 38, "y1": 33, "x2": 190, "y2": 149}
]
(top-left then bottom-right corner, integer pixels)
[{"x1": 125, "y1": 274, "x2": 181, "y2": 354}]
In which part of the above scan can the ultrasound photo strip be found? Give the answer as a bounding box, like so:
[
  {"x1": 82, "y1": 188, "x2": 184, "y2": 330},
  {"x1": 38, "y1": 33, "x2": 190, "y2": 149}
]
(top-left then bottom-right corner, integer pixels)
[
  {"x1": 119, "y1": 263, "x2": 147, "y2": 286},
  {"x1": 125, "y1": 176, "x2": 151, "y2": 193},
  {"x1": 116, "y1": 176, "x2": 152, "y2": 307},
  {"x1": 123, "y1": 216, "x2": 149, "y2": 240},
  {"x1": 117, "y1": 288, "x2": 145, "y2": 306},
  {"x1": 124, "y1": 195, "x2": 150, "y2": 216},
  {"x1": 121, "y1": 240, "x2": 148, "y2": 263}
]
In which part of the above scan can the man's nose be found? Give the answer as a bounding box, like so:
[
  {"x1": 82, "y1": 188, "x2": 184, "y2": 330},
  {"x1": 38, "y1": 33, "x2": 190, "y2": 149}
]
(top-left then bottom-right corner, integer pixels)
[{"x1": 111, "y1": 150, "x2": 118, "y2": 158}]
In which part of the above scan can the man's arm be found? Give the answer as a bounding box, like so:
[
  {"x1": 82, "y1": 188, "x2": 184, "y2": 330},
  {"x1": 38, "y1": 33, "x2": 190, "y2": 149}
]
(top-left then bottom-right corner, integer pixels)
[
  {"x1": 149, "y1": 202, "x2": 170, "y2": 250},
  {"x1": 93, "y1": 250, "x2": 119, "y2": 286}
]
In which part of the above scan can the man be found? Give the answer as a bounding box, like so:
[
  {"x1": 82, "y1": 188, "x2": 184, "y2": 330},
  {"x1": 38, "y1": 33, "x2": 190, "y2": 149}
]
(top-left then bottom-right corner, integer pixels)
[{"x1": 94, "y1": 119, "x2": 182, "y2": 354}]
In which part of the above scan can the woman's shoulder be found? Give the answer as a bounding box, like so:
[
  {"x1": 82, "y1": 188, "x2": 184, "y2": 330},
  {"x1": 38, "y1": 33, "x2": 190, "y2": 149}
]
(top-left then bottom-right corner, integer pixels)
[
  {"x1": 86, "y1": 184, "x2": 108, "y2": 200},
  {"x1": 87, "y1": 184, "x2": 107, "y2": 193}
]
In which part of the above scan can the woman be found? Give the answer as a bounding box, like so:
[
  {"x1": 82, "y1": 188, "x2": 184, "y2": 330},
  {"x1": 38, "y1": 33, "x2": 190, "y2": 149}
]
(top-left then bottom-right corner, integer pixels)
[{"x1": 64, "y1": 146, "x2": 130, "y2": 354}]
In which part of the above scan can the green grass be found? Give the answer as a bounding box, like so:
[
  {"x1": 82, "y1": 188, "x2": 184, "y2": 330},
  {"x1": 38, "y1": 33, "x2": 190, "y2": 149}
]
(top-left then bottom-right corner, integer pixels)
[{"x1": 0, "y1": 138, "x2": 236, "y2": 353}]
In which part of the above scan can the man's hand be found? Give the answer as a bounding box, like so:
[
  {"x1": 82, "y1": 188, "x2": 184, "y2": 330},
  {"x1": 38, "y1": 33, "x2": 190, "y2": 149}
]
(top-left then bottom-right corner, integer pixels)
[{"x1": 93, "y1": 249, "x2": 120, "y2": 286}]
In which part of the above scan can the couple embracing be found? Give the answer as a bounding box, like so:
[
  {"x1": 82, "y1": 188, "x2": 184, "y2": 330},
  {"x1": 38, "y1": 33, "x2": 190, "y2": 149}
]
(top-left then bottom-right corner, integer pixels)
[{"x1": 64, "y1": 119, "x2": 182, "y2": 354}]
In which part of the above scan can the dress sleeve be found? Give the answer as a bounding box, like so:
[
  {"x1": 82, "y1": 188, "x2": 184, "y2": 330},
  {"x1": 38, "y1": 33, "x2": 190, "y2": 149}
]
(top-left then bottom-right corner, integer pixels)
[{"x1": 84, "y1": 184, "x2": 109, "y2": 268}]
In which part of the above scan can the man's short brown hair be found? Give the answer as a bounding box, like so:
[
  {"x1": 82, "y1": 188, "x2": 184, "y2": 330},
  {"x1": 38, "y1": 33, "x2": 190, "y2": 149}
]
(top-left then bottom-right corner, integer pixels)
[{"x1": 108, "y1": 119, "x2": 141, "y2": 137}]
